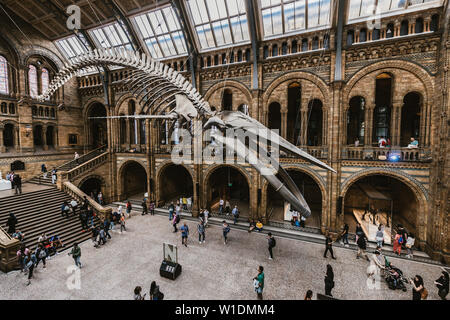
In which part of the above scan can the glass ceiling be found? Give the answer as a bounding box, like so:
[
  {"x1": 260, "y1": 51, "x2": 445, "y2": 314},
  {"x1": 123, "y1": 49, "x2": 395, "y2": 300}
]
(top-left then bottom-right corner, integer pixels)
[
  {"x1": 132, "y1": 6, "x2": 187, "y2": 59},
  {"x1": 89, "y1": 23, "x2": 133, "y2": 52},
  {"x1": 260, "y1": 0, "x2": 331, "y2": 38},
  {"x1": 348, "y1": 0, "x2": 441, "y2": 20},
  {"x1": 186, "y1": 0, "x2": 250, "y2": 50},
  {"x1": 55, "y1": 35, "x2": 101, "y2": 74}
]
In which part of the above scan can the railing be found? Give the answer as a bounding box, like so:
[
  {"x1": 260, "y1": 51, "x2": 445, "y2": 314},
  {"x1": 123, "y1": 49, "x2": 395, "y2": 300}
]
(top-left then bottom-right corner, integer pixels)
[
  {"x1": 61, "y1": 145, "x2": 107, "y2": 170},
  {"x1": 281, "y1": 146, "x2": 328, "y2": 159},
  {"x1": 343, "y1": 146, "x2": 430, "y2": 162},
  {"x1": 62, "y1": 151, "x2": 109, "y2": 181},
  {"x1": 0, "y1": 225, "x2": 20, "y2": 273},
  {"x1": 62, "y1": 182, "x2": 111, "y2": 221}
]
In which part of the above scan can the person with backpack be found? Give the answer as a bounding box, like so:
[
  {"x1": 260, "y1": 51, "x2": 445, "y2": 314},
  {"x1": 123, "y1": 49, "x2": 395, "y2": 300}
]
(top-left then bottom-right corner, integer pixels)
[
  {"x1": 393, "y1": 231, "x2": 403, "y2": 255},
  {"x1": 24, "y1": 251, "x2": 37, "y2": 286},
  {"x1": 323, "y1": 233, "x2": 336, "y2": 259},
  {"x1": 17, "y1": 245, "x2": 30, "y2": 273},
  {"x1": 120, "y1": 213, "x2": 126, "y2": 233},
  {"x1": 232, "y1": 205, "x2": 239, "y2": 225},
  {"x1": 434, "y1": 269, "x2": 449, "y2": 300},
  {"x1": 324, "y1": 264, "x2": 335, "y2": 297},
  {"x1": 168, "y1": 202, "x2": 175, "y2": 221},
  {"x1": 13, "y1": 174, "x2": 22, "y2": 195},
  {"x1": 61, "y1": 201, "x2": 70, "y2": 218},
  {"x1": 68, "y1": 243, "x2": 82, "y2": 268},
  {"x1": 79, "y1": 210, "x2": 88, "y2": 231},
  {"x1": 405, "y1": 233, "x2": 415, "y2": 258},
  {"x1": 149, "y1": 201, "x2": 155, "y2": 216},
  {"x1": 150, "y1": 281, "x2": 164, "y2": 300},
  {"x1": 180, "y1": 222, "x2": 189, "y2": 247},
  {"x1": 198, "y1": 220, "x2": 205, "y2": 244},
  {"x1": 141, "y1": 199, "x2": 148, "y2": 215},
  {"x1": 103, "y1": 219, "x2": 112, "y2": 239},
  {"x1": 126, "y1": 200, "x2": 132, "y2": 218},
  {"x1": 98, "y1": 227, "x2": 107, "y2": 245},
  {"x1": 6, "y1": 212, "x2": 18, "y2": 234},
  {"x1": 35, "y1": 244, "x2": 47, "y2": 269},
  {"x1": 410, "y1": 275, "x2": 426, "y2": 300},
  {"x1": 267, "y1": 232, "x2": 276, "y2": 260},
  {"x1": 355, "y1": 222, "x2": 363, "y2": 243},
  {"x1": 357, "y1": 234, "x2": 370, "y2": 261},
  {"x1": 222, "y1": 221, "x2": 230, "y2": 245},
  {"x1": 253, "y1": 266, "x2": 265, "y2": 300},
  {"x1": 91, "y1": 227, "x2": 99, "y2": 248}
]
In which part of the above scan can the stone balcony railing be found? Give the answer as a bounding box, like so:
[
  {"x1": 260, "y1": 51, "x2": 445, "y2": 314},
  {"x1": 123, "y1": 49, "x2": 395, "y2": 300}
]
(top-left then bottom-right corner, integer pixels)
[
  {"x1": 62, "y1": 182, "x2": 111, "y2": 221},
  {"x1": 342, "y1": 146, "x2": 431, "y2": 162},
  {"x1": 59, "y1": 151, "x2": 109, "y2": 182}
]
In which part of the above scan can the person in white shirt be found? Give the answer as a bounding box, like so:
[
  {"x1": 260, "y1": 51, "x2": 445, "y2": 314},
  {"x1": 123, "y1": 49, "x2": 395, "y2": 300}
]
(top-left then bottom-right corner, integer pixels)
[
  {"x1": 219, "y1": 199, "x2": 224, "y2": 214},
  {"x1": 291, "y1": 210, "x2": 299, "y2": 225},
  {"x1": 74, "y1": 152, "x2": 80, "y2": 164},
  {"x1": 70, "y1": 199, "x2": 78, "y2": 214},
  {"x1": 354, "y1": 138, "x2": 360, "y2": 147},
  {"x1": 405, "y1": 233, "x2": 415, "y2": 258},
  {"x1": 378, "y1": 136, "x2": 387, "y2": 148},
  {"x1": 203, "y1": 209, "x2": 209, "y2": 227}
]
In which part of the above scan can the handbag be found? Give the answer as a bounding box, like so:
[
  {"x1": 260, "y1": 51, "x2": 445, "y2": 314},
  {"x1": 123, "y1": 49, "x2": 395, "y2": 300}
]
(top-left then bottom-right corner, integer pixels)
[{"x1": 421, "y1": 288, "x2": 428, "y2": 300}]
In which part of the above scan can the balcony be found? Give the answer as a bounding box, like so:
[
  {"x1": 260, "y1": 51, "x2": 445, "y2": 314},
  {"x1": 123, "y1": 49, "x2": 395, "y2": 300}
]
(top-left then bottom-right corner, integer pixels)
[{"x1": 342, "y1": 146, "x2": 431, "y2": 162}]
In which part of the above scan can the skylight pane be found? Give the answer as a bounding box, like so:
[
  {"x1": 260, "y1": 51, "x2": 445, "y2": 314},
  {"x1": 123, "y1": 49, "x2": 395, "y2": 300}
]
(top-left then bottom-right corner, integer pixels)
[
  {"x1": 272, "y1": 6, "x2": 283, "y2": 35},
  {"x1": 216, "y1": 0, "x2": 228, "y2": 19},
  {"x1": 360, "y1": 0, "x2": 376, "y2": 17},
  {"x1": 284, "y1": 2, "x2": 295, "y2": 31},
  {"x1": 262, "y1": 8, "x2": 274, "y2": 36},
  {"x1": 319, "y1": 0, "x2": 331, "y2": 25},
  {"x1": 172, "y1": 31, "x2": 187, "y2": 54},
  {"x1": 221, "y1": 20, "x2": 232, "y2": 44},
  {"x1": 196, "y1": 26, "x2": 209, "y2": 48},
  {"x1": 135, "y1": 16, "x2": 151, "y2": 38},
  {"x1": 230, "y1": 15, "x2": 248, "y2": 42},
  {"x1": 294, "y1": 0, "x2": 306, "y2": 29},
  {"x1": 163, "y1": 7, "x2": 180, "y2": 31},
  {"x1": 212, "y1": 21, "x2": 224, "y2": 45},
  {"x1": 348, "y1": 0, "x2": 362, "y2": 19},
  {"x1": 206, "y1": 0, "x2": 220, "y2": 20},
  {"x1": 308, "y1": 0, "x2": 320, "y2": 28},
  {"x1": 378, "y1": 0, "x2": 392, "y2": 12}
]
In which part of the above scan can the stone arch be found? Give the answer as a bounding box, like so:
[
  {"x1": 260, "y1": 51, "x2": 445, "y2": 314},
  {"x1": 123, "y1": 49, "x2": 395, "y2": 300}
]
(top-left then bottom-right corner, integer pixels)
[
  {"x1": 21, "y1": 46, "x2": 64, "y2": 70},
  {"x1": 203, "y1": 163, "x2": 251, "y2": 189},
  {"x1": 82, "y1": 97, "x2": 109, "y2": 119},
  {"x1": 343, "y1": 60, "x2": 433, "y2": 107},
  {"x1": 203, "y1": 80, "x2": 252, "y2": 112},
  {"x1": 340, "y1": 168, "x2": 428, "y2": 242},
  {"x1": 156, "y1": 160, "x2": 194, "y2": 206},
  {"x1": 263, "y1": 71, "x2": 330, "y2": 108},
  {"x1": 115, "y1": 93, "x2": 144, "y2": 115},
  {"x1": 78, "y1": 175, "x2": 107, "y2": 199},
  {"x1": 84, "y1": 100, "x2": 109, "y2": 148},
  {"x1": 117, "y1": 160, "x2": 149, "y2": 200}
]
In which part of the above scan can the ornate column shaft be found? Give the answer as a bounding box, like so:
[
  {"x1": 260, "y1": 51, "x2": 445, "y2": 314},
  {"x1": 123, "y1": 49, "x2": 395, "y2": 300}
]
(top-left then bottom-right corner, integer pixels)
[
  {"x1": 0, "y1": 125, "x2": 5, "y2": 153},
  {"x1": 281, "y1": 110, "x2": 287, "y2": 139}
]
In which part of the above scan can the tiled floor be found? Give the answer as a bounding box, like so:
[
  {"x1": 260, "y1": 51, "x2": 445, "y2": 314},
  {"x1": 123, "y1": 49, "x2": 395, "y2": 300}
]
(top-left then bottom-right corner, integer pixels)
[{"x1": 0, "y1": 212, "x2": 446, "y2": 300}]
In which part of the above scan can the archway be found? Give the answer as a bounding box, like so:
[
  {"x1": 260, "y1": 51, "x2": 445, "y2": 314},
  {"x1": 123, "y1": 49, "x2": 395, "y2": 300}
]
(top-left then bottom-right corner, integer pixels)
[
  {"x1": 46, "y1": 126, "x2": 54, "y2": 148},
  {"x1": 266, "y1": 169, "x2": 322, "y2": 228},
  {"x1": 307, "y1": 99, "x2": 323, "y2": 146},
  {"x1": 347, "y1": 96, "x2": 365, "y2": 145},
  {"x1": 158, "y1": 163, "x2": 193, "y2": 207},
  {"x1": 222, "y1": 89, "x2": 232, "y2": 111},
  {"x1": 121, "y1": 161, "x2": 147, "y2": 200},
  {"x1": 33, "y1": 125, "x2": 43, "y2": 147},
  {"x1": 343, "y1": 174, "x2": 419, "y2": 244},
  {"x1": 268, "y1": 102, "x2": 281, "y2": 131},
  {"x1": 80, "y1": 177, "x2": 103, "y2": 200},
  {"x1": 3, "y1": 123, "x2": 14, "y2": 149},
  {"x1": 88, "y1": 102, "x2": 107, "y2": 148},
  {"x1": 401, "y1": 92, "x2": 421, "y2": 147},
  {"x1": 207, "y1": 166, "x2": 249, "y2": 217}
]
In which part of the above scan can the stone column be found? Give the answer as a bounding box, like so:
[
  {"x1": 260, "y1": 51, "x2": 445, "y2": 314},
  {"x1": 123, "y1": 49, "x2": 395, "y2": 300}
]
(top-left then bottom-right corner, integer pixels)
[
  {"x1": 42, "y1": 126, "x2": 48, "y2": 151},
  {"x1": 125, "y1": 120, "x2": 130, "y2": 147},
  {"x1": 364, "y1": 105, "x2": 374, "y2": 146},
  {"x1": 0, "y1": 125, "x2": 5, "y2": 153},
  {"x1": 145, "y1": 119, "x2": 150, "y2": 154},
  {"x1": 14, "y1": 127, "x2": 20, "y2": 152},
  {"x1": 281, "y1": 110, "x2": 287, "y2": 139},
  {"x1": 300, "y1": 109, "x2": 308, "y2": 146},
  {"x1": 391, "y1": 102, "x2": 402, "y2": 147}
]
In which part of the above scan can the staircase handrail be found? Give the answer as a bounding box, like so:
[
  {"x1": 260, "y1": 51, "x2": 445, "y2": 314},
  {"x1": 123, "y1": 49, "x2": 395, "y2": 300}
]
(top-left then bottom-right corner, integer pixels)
[
  {"x1": 63, "y1": 151, "x2": 109, "y2": 181},
  {"x1": 58, "y1": 145, "x2": 107, "y2": 171},
  {"x1": 62, "y1": 181, "x2": 111, "y2": 221}
]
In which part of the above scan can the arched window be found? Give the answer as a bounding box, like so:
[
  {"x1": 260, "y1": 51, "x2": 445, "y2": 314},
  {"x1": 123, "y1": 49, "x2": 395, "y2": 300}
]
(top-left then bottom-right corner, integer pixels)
[
  {"x1": 400, "y1": 20, "x2": 409, "y2": 36},
  {"x1": 301, "y1": 38, "x2": 308, "y2": 51},
  {"x1": 431, "y1": 14, "x2": 439, "y2": 32},
  {"x1": 346, "y1": 30, "x2": 354, "y2": 45},
  {"x1": 347, "y1": 96, "x2": 365, "y2": 145},
  {"x1": 8, "y1": 103, "x2": 15, "y2": 114},
  {"x1": 401, "y1": 92, "x2": 421, "y2": 147},
  {"x1": 237, "y1": 50, "x2": 243, "y2": 62},
  {"x1": 268, "y1": 102, "x2": 281, "y2": 131},
  {"x1": 32, "y1": 105, "x2": 37, "y2": 116},
  {"x1": 221, "y1": 53, "x2": 227, "y2": 64},
  {"x1": 41, "y1": 68, "x2": 49, "y2": 96},
  {"x1": 263, "y1": 46, "x2": 269, "y2": 59},
  {"x1": 206, "y1": 56, "x2": 211, "y2": 67},
  {"x1": 222, "y1": 89, "x2": 232, "y2": 111},
  {"x1": 415, "y1": 18, "x2": 424, "y2": 33},
  {"x1": 386, "y1": 23, "x2": 394, "y2": 38},
  {"x1": 245, "y1": 49, "x2": 251, "y2": 61},
  {"x1": 39, "y1": 106, "x2": 43, "y2": 117},
  {"x1": 372, "y1": 28, "x2": 380, "y2": 41},
  {"x1": 373, "y1": 73, "x2": 392, "y2": 142},
  {"x1": 287, "y1": 82, "x2": 301, "y2": 144},
  {"x1": 214, "y1": 55, "x2": 219, "y2": 65},
  {"x1": 45, "y1": 107, "x2": 49, "y2": 117},
  {"x1": 359, "y1": 29, "x2": 367, "y2": 42},
  {"x1": 281, "y1": 42, "x2": 288, "y2": 55},
  {"x1": 291, "y1": 40, "x2": 298, "y2": 53},
  {"x1": 312, "y1": 37, "x2": 319, "y2": 49},
  {"x1": 28, "y1": 65, "x2": 38, "y2": 98},
  {"x1": 323, "y1": 34, "x2": 330, "y2": 49},
  {"x1": 0, "y1": 55, "x2": 8, "y2": 94},
  {"x1": 1, "y1": 102, "x2": 6, "y2": 113},
  {"x1": 307, "y1": 99, "x2": 323, "y2": 146},
  {"x1": 238, "y1": 104, "x2": 249, "y2": 115},
  {"x1": 230, "y1": 51, "x2": 235, "y2": 63},
  {"x1": 272, "y1": 44, "x2": 278, "y2": 57}
]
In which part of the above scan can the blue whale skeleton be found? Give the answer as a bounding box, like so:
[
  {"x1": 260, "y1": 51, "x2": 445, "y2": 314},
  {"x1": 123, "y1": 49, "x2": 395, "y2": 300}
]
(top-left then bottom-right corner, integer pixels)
[{"x1": 38, "y1": 48, "x2": 336, "y2": 218}]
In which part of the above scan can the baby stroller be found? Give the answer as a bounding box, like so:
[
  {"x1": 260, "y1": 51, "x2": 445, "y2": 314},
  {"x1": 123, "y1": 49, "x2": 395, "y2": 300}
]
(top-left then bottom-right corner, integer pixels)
[{"x1": 384, "y1": 257, "x2": 407, "y2": 291}]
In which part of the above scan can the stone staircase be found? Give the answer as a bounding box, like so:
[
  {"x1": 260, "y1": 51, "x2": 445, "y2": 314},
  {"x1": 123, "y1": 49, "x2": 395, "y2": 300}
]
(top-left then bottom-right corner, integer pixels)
[{"x1": 0, "y1": 187, "x2": 100, "y2": 255}]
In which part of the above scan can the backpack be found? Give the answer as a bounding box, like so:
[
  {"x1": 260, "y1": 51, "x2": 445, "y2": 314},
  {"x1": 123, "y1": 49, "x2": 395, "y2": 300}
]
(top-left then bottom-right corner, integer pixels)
[
  {"x1": 38, "y1": 249, "x2": 46, "y2": 259},
  {"x1": 224, "y1": 226, "x2": 230, "y2": 233},
  {"x1": 421, "y1": 287, "x2": 428, "y2": 300},
  {"x1": 269, "y1": 237, "x2": 276, "y2": 248},
  {"x1": 398, "y1": 236, "x2": 403, "y2": 244}
]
